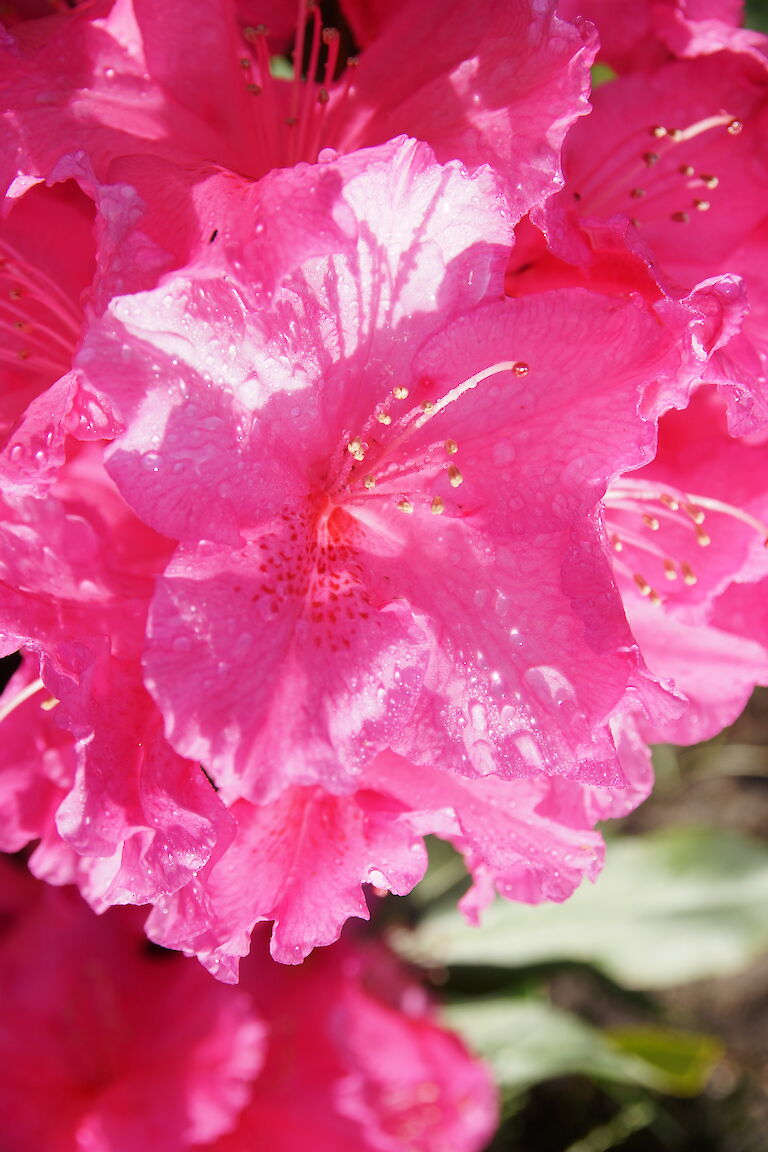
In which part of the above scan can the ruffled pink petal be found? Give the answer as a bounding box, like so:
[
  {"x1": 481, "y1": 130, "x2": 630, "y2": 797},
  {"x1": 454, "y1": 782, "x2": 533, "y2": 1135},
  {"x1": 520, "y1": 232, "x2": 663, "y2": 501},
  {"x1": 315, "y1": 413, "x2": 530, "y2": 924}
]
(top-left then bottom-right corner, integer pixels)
[
  {"x1": 365, "y1": 753, "x2": 605, "y2": 923},
  {"x1": 145, "y1": 787, "x2": 427, "y2": 977},
  {"x1": 341, "y1": 0, "x2": 597, "y2": 219},
  {"x1": 0, "y1": 0, "x2": 252, "y2": 195},
  {"x1": 558, "y1": 0, "x2": 746, "y2": 73}
]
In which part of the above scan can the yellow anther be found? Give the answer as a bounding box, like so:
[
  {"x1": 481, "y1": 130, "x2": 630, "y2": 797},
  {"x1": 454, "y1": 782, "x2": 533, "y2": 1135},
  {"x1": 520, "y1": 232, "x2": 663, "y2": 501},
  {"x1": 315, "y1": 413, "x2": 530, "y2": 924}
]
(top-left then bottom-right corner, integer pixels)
[
  {"x1": 642, "y1": 514, "x2": 660, "y2": 530},
  {"x1": 444, "y1": 439, "x2": 458, "y2": 455},
  {"x1": 447, "y1": 464, "x2": 463, "y2": 488},
  {"x1": 651, "y1": 126, "x2": 668, "y2": 138},
  {"x1": 363, "y1": 475, "x2": 376, "y2": 490},
  {"x1": 610, "y1": 533, "x2": 623, "y2": 553},
  {"x1": 347, "y1": 437, "x2": 366, "y2": 460},
  {"x1": 431, "y1": 497, "x2": 445, "y2": 515},
  {"x1": 633, "y1": 573, "x2": 655, "y2": 597},
  {"x1": 663, "y1": 559, "x2": 677, "y2": 581},
  {"x1": 679, "y1": 164, "x2": 695, "y2": 176},
  {"x1": 696, "y1": 526, "x2": 711, "y2": 547},
  {"x1": 397, "y1": 499, "x2": 414, "y2": 514},
  {"x1": 694, "y1": 199, "x2": 710, "y2": 211},
  {"x1": 421, "y1": 401, "x2": 435, "y2": 414},
  {"x1": 702, "y1": 174, "x2": 719, "y2": 188},
  {"x1": 376, "y1": 411, "x2": 392, "y2": 425},
  {"x1": 728, "y1": 119, "x2": 743, "y2": 135},
  {"x1": 392, "y1": 385, "x2": 409, "y2": 399},
  {"x1": 681, "y1": 562, "x2": 697, "y2": 585},
  {"x1": 661, "y1": 493, "x2": 680, "y2": 510},
  {"x1": 684, "y1": 503, "x2": 705, "y2": 525}
]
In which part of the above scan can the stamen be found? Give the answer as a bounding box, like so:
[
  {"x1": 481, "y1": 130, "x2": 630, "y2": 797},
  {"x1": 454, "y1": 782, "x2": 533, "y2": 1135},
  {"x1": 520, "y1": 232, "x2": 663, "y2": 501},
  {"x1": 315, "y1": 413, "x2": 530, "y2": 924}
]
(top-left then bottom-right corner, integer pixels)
[
  {"x1": 396, "y1": 498, "x2": 413, "y2": 514},
  {"x1": 430, "y1": 497, "x2": 445, "y2": 515},
  {"x1": 681, "y1": 562, "x2": 697, "y2": 585},
  {"x1": 683, "y1": 492, "x2": 768, "y2": 544},
  {"x1": 0, "y1": 676, "x2": 45, "y2": 725},
  {"x1": 410, "y1": 361, "x2": 520, "y2": 431},
  {"x1": 447, "y1": 464, "x2": 463, "y2": 488},
  {"x1": 444, "y1": 439, "x2": 458, "y2": 455}
]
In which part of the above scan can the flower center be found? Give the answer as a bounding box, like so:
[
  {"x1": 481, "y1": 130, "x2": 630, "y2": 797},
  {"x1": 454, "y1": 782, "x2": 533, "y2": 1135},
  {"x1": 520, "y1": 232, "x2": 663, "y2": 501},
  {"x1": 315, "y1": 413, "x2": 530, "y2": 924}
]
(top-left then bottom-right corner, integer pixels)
[
  {"x1": 572, "y1": 112, "x2": 742, "y2": 228},
  {"x1": 239, "y1": 0, "x2": 359, "y2": 174},
  {"x1": 605, "y1": 476, "x2": 768, "y2": 605},
  {"x1": 330, "y1": 360, "x2": 524, "y2": 522},
  {"x1": 0, "y1": 238, "x2": 82, "y2": 379}
]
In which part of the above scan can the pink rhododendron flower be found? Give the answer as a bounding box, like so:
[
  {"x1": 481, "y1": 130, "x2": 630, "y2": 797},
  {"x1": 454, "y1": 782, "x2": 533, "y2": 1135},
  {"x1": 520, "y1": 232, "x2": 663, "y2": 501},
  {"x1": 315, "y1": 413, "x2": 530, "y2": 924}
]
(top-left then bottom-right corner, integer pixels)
[
  {"x1": 0, "y1": 856, "x2": 264, "y2": 1151},
  {"x1": 0, "y1": 857, "x2": 496, "y2": 1152},
  {"x1": 532, "y1": 36, "x2": 768, "y2": 430},
  {"x1": 55, "y1": 136, "x2": 731, "y2": 968},
  {"x1": 605, "y1": 385, "x2": 768, "y2": 744},
  {"x1": 0, "y1": 0, "x2": 596, "y2": 227},
  {"x1": 204, "y1": 928, "x2": 498, "y2": 1152}
]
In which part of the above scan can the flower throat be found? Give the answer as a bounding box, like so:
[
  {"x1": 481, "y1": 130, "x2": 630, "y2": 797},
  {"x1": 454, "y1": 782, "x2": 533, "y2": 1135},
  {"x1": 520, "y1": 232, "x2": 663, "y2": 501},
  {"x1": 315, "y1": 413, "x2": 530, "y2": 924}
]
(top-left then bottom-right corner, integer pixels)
[{"x1": 240, "y1": 0, "x2": 359, "y2": 173}]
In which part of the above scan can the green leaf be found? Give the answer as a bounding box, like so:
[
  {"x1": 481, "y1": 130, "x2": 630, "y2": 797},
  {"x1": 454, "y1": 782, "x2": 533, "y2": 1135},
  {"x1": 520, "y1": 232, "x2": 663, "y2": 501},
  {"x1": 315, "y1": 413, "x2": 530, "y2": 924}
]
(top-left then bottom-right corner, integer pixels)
[
  {"x1": 404, "y1": 827, "x2": 768, "y2": 988},
  {"x1": 445, "y1": 998, "x2": 720, "y2": 1097},
  {"x1": 606, "y1": 1028, "x2": 722, "y2": 1097}
]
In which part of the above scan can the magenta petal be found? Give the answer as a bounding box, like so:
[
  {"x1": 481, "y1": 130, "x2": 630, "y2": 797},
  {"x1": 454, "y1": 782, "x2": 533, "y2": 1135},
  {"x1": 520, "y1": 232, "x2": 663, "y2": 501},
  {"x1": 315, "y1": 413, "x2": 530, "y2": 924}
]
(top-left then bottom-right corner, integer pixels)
[
  {"x1": 0, "y1": 866, "x2": 264, "y2": 1151},
  {"x1": 343, "y1": 0, "x2": 598, "y2": 219},
  {"x1": 146, "y1": 788, "x2": 427, "y2": 978}
]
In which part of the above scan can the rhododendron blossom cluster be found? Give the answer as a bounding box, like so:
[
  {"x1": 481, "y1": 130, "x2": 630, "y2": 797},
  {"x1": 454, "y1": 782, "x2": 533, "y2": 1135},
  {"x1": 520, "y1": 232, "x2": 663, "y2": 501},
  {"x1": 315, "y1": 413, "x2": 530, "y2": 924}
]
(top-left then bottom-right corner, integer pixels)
[{"x1": 1, "y1": 1, "x2": 768, "y2": 1139}]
